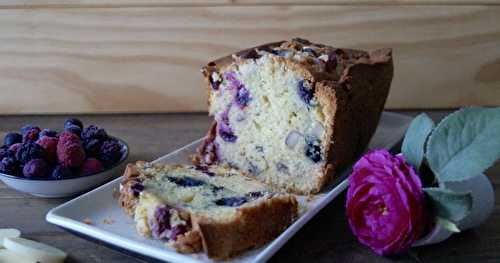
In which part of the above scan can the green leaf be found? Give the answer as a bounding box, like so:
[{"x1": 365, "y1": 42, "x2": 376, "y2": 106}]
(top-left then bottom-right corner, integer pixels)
[
  {"x1": 402, "y1": 113, "x2": 435, "y2": 170},
  {"x1": 426, "y1": 107, "x2": 500, "y2": 182},
  {"x1": 436, "y1": 217, "x2": 461, "y2": 233},
  {"x1": 424, "y1": 187, "x2": 472, "y2": 222}
]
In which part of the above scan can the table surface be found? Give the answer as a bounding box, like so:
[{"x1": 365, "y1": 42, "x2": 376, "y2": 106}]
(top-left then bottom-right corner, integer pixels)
[{"x1": 0, "y1": 110, "x2": 498, "y2": 263}]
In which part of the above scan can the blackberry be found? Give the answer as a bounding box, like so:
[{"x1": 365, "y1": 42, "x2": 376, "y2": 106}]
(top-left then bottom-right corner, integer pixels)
[
  {"x1": 16, "y1": 142, "x2": 46, "y2": 164},
  {"x1": 215, "y1": 196, "x2": 248, "y2": 207},
  {"x1": 167, "y1": 176, "x2": 205, "y2": 187},
  {"x1": 23, "y1": 159, "x2": 49, "y2": 178},
  {"x1": 83, "y1": 138, "x2": 102, "y2": 157},
  {"x1": 297, "y1": 80, "x2": 315, "y2": 106},
  {"x1": 0, "y1": 157, "x2": 19, "y2": 176},
  {"x1": 81, "y1": 125, "x2": 108, "y2": 142},
  {"x1": 305, "y1": 136, "x2": 323, "y2": 163},
  {"x1": 98, "y1": 140, "x2": 122, "y2": 167}
]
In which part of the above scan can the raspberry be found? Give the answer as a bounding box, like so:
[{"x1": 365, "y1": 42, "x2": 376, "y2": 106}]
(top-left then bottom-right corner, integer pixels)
[
  {"x1": 80, "y1": 158, "x2": 103, "y2": 176},
  {"x1": 57, "y1": 140, "x2": 86, "y2": 168},
  {"x1": 58, "y1": 131, "x2": 80, "y2": 145},
  {"x1": 36, "y1": 136, "x2": 58, "y2": 163},
  {"x1": 23, "y1": 158, "x2": 49, "y2": 178},
  {"x1": 16, "y1": 142, "x2": 46, "y2": 164},
  {"x1": 4, "y1": 132, "x2": 22, "y2": 146},
  {"x1": 51, "y1": 165, "x2": 73, "y2": 180},
  {"x1": 98, "y1": 140, "x2": 122, "y2": 167}
]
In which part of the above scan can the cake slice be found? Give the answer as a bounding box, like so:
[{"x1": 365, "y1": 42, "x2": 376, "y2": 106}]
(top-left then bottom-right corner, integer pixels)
[
  {"x1": 119, "y1": 161, "x2": 298, "y2": 259},
  {"x1": 193, "y1": 38, "x2": 393, "y2": 194}
]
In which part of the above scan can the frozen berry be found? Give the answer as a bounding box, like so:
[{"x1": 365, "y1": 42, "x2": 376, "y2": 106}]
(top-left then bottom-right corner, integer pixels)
[
  {"x1": 0, "y1": 146, "x2": 12, "y2": 160},
  {"x1": 98, "y1": 140, "x2": 122, "y2": 167},
  {"x1": 215, "y1": 196, "x2": 247, "y2": 207},
  {"x1": 36, "y1": 136, "x2": 58, "y2": 163},
  {"x1": 51, "y1": 165, "x2": 73, "y2": 179},
  {"x1": 8, "y1": 143, "x2": 22, "y2": 156},
  {"x1": 39, "y1": 129, "x2": 58, "y2": 138},
  {"x1": 16, "y1": 142, "x2": 46, "y2": 164},
  {"x1": 131, "y1": 182, "x2": 144, "y2": 197},
  {"x1": 305, "y1": 136, "x2": 322, "y2": 163},
  {"x1": 81, "y1": 125, "x2": 108, "y2": 142},
  {"x1": 4, "y1": 132, "x2": 22, "y2": 146},
  {"x1": 57, "y1": 140, "x2": 86, "y2": 168},
  {"x1": 80, "y1": 158, "x2": 104, "y2": 176},
  {"x1": 297, "y1": 80, "x2": 315, "y2": 106},
  {"x1": 64, "y1": 124, "x2": 82, "y2": 137},
  {"x1": 151, "y1": 205, "x2": 171, "y2": 239},
  {"x1": 64, "y1": 118, "x2": 83, "y2": 130},
  {"x1": 58, "y1": 131, "x2": 80, "y2": 145},
  {"x1": 21, "y1": 125, "x2": 40, "y2": 135},
  {"x1": 23, "y1": 159, "x2": 49, "y2": 178},
  {"x1": 0, "y1": 157, "x2": 19, "y2": 176},
  {"x1": 83, "y1": 138, "x2": 102, "y2": 157},
  {"x1": 167, "y1": 176, "x2": 205, "y2": 187},
  {"x1": 22, "y1": 127, "x2": 40, "y2": 143},
  {"x1": 217, "y1": 122, "x2": 237, "y2": 143}
]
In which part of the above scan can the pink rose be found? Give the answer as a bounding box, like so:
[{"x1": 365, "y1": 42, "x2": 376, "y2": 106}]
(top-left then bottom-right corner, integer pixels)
[{"x1": 346, "y1": 149, "x2": 427, "y2": 255}]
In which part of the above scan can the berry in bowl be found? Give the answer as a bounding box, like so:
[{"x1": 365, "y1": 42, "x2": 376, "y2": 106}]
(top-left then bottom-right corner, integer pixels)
[{"x1": 0, "y1": 118, "x2": 129, "y2": 198}]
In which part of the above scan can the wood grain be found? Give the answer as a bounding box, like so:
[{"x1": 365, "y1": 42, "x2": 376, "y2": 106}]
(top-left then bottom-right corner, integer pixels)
[
  {"x1": 0, "y1": 6, "x2": 499, "y2": 114},
  {"x1": 0, "y1": 0, "x2": 500, "y2": 8},
  {"x1": 0, "y1": 111, "x2": 499, "y2": 263}
]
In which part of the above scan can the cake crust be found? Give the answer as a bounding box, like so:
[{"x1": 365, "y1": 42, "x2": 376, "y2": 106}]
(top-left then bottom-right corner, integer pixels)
[
  {"x1": 197, "y1": 38, "x2": 393, "y2": 194},
  {"x1": 119, "y1": 161, "x2": 298, "y2": 259}
]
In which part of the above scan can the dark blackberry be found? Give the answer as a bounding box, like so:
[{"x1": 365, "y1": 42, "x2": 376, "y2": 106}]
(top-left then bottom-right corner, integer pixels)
[
  {"x1": 98, "y1": 139, "x2": 122, "y2": 167},
  {"x1": 0, "y1": 157, "x2": 19, "y2": 176},
  {"x1": 215, "y1": 196, "x2": 248, "y2": 207},
  {"x1": 305, "y1": 136, "x2": 323, "y2": 163},
  {"x1": 23, "y1": 159, "x2": 49, "y2": 178},
  {"x1": 64, "y1": 118, "x2": 84, "y2": 130},
  {"x1": 130, "y1": 182, "x2": 144, "y2": 197},
  {"x1": 297, "y1": 80, "x2": 315, "y2": 106},
  {"x1": 16, "y1": 142, "x2": 46, "y2": 164},
  {"x1": 151, "y1": 205, "x2": 171, "y2": 239},
  {"x1": 167, "y1": 176, "x2": 205, "y2": 187},
  {"x1": 83, "y1": 138, "x2": 102, "y2": 157},
  {"x1": 4, "y1": 132, "x2": 22, "y2": 146},
  {"x1": 81, "y1": 125, "x2": 108, "y2": 142}
]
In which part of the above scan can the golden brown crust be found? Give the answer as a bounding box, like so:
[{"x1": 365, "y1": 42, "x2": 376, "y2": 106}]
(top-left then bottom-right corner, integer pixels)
[
  {"x1": 192, "y1": 194, "x2": 297, "y2": 259},
  {"x1": 118, "y1": 162, "x2": 298, "y2": 259}
]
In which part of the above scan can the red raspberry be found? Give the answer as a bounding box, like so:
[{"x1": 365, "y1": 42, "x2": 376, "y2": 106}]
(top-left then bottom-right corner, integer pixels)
[
  {"x1": 57, "y1": 139, "x2": 85, "y2": 168},
  {"x1": 80, "y1": 158, "x2": 103, "y2": 176}
]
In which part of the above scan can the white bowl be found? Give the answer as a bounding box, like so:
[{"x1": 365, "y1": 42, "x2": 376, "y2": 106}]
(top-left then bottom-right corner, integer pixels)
[{"x1": 0, "y1": 138, "x2": 129, "y2": 198}]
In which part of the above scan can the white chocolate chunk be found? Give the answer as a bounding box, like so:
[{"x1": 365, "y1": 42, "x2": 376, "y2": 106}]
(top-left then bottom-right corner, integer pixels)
[
  {"x1": 4, "y1": 237, "x2": 67, "y2": 263},
  {"x1": 0, "y1": 229, "x2": 21, "y2": 248},
  {"x1": 0, "y1": 249, "x2": 34, "y2": 263}
]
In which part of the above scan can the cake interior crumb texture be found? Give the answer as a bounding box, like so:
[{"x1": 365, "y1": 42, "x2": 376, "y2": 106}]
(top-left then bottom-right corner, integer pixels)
[{"x1": 198, "y1": 38, "x2": 393, "y2": 194}]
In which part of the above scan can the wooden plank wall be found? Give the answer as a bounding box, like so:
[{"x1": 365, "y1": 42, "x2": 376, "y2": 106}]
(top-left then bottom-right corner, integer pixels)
[{"x1": 0, "y1": 1, "x2": 499, "y2": 114}]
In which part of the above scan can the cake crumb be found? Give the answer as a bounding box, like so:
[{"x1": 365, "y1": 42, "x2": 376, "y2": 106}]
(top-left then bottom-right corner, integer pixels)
[
  {"x1": 103, "y1": 218, "x2": 115, "y2": 225},
  {"x1": 82, "y1": 218, "x2": 93, "y2": 225}
]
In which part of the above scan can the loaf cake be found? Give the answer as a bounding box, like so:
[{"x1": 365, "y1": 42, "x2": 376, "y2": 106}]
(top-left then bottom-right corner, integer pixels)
[
  {"x1": 193, "y1": 38, "x2": 393, "y2": 194},
  {"x1": 119, "y1": 161, "x2": 298, "y2": 259}
]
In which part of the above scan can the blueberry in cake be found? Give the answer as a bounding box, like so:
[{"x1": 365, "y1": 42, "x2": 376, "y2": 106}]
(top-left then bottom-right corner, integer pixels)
[
  {"x1": 119, "y1": 161, "x2": 298, "y2": 259},
  {"x1": 194, "y1": 38, "x2": 393, "y2": 194}
]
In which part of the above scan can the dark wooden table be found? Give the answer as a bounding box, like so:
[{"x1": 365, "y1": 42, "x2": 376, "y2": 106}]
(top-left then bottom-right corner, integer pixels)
[{"x1": 0, "y1": 111, "x2": 498, "y2": 263}]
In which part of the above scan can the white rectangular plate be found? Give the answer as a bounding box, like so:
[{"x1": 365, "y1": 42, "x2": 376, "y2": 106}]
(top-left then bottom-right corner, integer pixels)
[{"x1": 46, "y1": 112, "x2": 412, "y2": 263}]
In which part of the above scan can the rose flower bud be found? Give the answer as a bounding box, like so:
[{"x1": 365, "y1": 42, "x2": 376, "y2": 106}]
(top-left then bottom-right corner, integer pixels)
[{"x1": 346, "y1": 149, "x2": 427, "y2": 256}]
